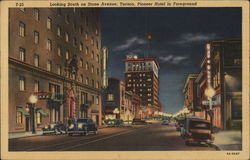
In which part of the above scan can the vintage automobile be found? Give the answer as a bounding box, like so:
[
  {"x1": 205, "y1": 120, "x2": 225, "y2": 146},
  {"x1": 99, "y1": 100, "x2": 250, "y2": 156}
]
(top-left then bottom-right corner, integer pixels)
[
  {"x1": 181, "y1": 117, "x2": 214, "y2": 145},
  {"x1": 132, "y1": 118, "x2": 147, "y2": 125},
  {"x1": 42, "y1": 122, "x2": 66, "y2": 135},
  {"x1": 67, "y1": 118, "x2": 98, "y2": 136},
  {"x1": 104, "y1": 119, "x2": 124, "y2": 128},
  {"x1": 161, "y1": 120, "x2": 169, "y2": 125}
]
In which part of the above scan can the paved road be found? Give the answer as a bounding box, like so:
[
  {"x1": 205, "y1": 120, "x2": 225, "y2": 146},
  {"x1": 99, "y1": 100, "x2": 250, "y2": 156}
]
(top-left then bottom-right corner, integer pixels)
[{"x1": 9, "y1": 123, "x2": 215, "y2": 151}]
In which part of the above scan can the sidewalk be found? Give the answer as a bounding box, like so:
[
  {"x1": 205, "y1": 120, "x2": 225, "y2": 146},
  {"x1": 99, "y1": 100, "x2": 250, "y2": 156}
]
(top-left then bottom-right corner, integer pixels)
[
  {"x1": 9, "y1": 131, "x2": 43, "y2": 139},
  {"x1": 212, "y1": 130, "x2": 242, "y2": 150}
]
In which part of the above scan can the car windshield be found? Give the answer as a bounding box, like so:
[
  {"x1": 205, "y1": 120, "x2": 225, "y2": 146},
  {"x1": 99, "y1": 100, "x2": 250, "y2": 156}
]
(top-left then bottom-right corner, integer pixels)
[
  {"x1": 190, "y1": 121, "x2": 210, "y2": 130},
  {"x1": 77, "y1": 119, "x2": 88, "y2": 123}
]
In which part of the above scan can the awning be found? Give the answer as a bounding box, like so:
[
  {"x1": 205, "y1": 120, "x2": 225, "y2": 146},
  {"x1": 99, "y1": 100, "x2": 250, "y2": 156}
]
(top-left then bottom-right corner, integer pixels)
[
  {"x1": 17, "y1": 107, "x2": 30, "y2": 116},
  {"x1": 36, "y1": 109, "x2": 49, "y2": 117}
]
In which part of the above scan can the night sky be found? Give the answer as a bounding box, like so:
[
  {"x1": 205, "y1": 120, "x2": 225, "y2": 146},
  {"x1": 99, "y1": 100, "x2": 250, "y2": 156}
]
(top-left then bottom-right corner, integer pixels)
[{"x1": 101, "y1": 8, "x2": 241, "y2": 114}]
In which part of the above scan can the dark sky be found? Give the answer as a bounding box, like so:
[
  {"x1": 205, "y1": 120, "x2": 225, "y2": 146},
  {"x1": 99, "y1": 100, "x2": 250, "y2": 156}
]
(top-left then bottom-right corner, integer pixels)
[{"x1": 100, "y1": 8, "x2": 241, "y2": 114}]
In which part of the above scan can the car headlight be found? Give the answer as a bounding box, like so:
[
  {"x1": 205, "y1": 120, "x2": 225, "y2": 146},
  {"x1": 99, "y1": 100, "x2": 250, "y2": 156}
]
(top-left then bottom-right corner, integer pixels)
[
  {"x1": 69, "y1": 124, "x2": 74, "y2": 129},
  {"x1": 78, "y1": 123, "x2": 83, "y2": 129}
]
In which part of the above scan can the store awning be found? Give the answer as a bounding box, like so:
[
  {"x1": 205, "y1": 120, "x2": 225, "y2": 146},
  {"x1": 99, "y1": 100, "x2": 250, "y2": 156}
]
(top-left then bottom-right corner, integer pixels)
[
  {"x1": 36, "y1": 109, "x2": 49, "y2": 117},
  {"x1": 17, "y1": 107, "x2": 30, "y2": 116}
]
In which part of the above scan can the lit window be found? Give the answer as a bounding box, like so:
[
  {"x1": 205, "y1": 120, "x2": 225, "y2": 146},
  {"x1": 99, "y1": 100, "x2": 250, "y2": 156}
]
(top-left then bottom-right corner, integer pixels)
[
  {"x1": 65, "y1": 51, "x2": 69, "y2": 60},
  {"x1": 80, "y1": 59, "x2": 83, "y2": 67},
  {"x1": 19, "y1": 22, "x2": 25, "y2": 37},
  {"x1": 65, "y1": 33, "x2": 69, "y2": 42},
  {"x1": 57, "y1": 46, "x2": 61, "y2": 56},
  {"x1": 96, "y1": 54, "x2": 99, "y2": 62},
  {"x1": 47, "y1": 60, "x2": 52, "y2": 71},
  {"x1": 34, "y1": 80, "x2": 39, "y2": 92},
  {"x1": 16, "y1": 109, "x2": 22, "y2": 124},
  {"x1": 148, "y1": 99, "x2": 152, "y2": 102},
  {"x1": 34, "y1": 9, "x2": 39, "y2": 21},
  {"x1": 147, "y1": 78, "x2": 152, "y2": 81},
  {"x1": 91, "y1": 37, "x2": 94, "y2": 45},
  {"x1": 34, "y1": 31, "x2": 39, "y2": 44},
  {"x1": 19, "y1": 47, "x2": 25, "y2": 62},
  {"x1": 47, "y1": 39, "x2": 52, "y2": 50},
  {"x1": 19, "y1": 76, "x2": 25, "y2": 91},
  {"x1": 96, "y1": 96, "x2": 99, "y2": 105},
  {"x1": 85, "y1": 32, "x2": 88, "y2": 40},
  {"x1": 127, "y1": 74, "x2": 131, "y2": 77},
  {"x1": 107, "y1": 94, "x2": 114, "y2": 101},
  {"x1": 57, "y1": 65, "x2": 61, "y2": 75},
  {"x1": 36, "y1": 112, "x2": 41, "y2": 124},
  {"x1": 95, "y1": 28, "x2": 98, "y2": 35},
  {"x1": 47, "y1": 18, "x2": 52, "y2": 29},
  {"x1": 91, "y1": 65, "x2": 94, "y2": 73},
  {"x1": 34, "y1": 54, "x2": 39, "y2": 67},
  {"x1": 91, "y1": 51, "x2": 94, "y2": 59},
  {"x1": 80, "y1": 42, "x2": 83, "y2": 51},
  {"x1": 72, "y1": 73, "x2": 76, "y2": 80},
  {"x1": 57, "y1": 26, "x2": 61, "y2": 36},
  {"x1": 96, "y1": 82, "x2": 99, "y2": 89}
]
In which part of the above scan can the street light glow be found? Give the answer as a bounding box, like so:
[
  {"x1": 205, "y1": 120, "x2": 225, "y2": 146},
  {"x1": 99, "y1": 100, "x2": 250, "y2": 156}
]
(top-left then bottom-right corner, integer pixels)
[
  {"x1": 205, "y1": 87, "x2": 215, "y2": 98},
  {"x1": 29, "y1": 95, "x2": 38, "y2": 104}
]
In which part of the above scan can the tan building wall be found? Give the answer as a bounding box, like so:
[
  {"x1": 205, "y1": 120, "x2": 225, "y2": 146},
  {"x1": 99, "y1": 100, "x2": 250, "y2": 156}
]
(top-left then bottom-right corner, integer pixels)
[{"x1": 9, "y1": 8, "x2": 103, "y2": 133}]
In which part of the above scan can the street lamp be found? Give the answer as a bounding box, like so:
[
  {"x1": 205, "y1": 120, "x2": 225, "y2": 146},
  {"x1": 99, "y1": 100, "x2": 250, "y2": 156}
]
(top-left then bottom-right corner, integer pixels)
[
  {"x1": 205, "y1": 86, "x2": 215, "y2": 131},
  {"x1": 27, "y1": 95, "x2": 38, "y2": 134}
]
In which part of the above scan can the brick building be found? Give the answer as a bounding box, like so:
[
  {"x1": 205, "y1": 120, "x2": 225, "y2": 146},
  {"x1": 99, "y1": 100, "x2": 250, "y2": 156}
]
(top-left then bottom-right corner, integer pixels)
[{"x1": 9, "y1": 8, "x2": 103, "y2": 134}]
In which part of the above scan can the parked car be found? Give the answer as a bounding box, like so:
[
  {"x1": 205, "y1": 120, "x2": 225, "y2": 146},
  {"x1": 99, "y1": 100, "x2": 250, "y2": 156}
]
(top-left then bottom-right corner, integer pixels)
[
  {"x1": 181, "y1": 117, "x2": 214, "y2": 145},
  {"x1": 161, "y1": 120, "x2": 169, "y2": 125},
  {"x1": 132, "y1": 118, "x2": 147, "y2": 125},
  {"x1": 67, "y1": 118, "x2": 98, "y2": 136},
  {"x1": 42, "y1": 122, "x2": 66, "y2": 135},
  {"x1": 104, "y1": 119, "x2": 124, "y2": 127}
]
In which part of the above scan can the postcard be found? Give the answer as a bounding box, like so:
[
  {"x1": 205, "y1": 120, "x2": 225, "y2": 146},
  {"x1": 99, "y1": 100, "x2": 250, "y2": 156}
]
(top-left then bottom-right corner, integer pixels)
[{"x1": 0, "y1": 0, "x2": 249, "y2": 160}]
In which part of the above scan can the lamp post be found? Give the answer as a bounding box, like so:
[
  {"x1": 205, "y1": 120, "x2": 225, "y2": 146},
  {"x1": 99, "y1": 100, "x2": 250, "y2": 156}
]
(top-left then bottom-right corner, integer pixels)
[
  {"x1": 113, "y1": 108, "x2": 119, "y2": 119},
  {"x1": 205, "y1": 86, "x2": 215, "y2": 131},
  {"x1": 27, "y1": 94, "x2": 38, "y2": 134}
]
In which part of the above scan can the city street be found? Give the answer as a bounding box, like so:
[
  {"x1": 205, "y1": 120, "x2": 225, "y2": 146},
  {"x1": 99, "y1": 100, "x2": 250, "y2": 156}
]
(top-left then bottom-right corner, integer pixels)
[{"x1": 9, "y1": 122, "x2": 215, "y2": 151}]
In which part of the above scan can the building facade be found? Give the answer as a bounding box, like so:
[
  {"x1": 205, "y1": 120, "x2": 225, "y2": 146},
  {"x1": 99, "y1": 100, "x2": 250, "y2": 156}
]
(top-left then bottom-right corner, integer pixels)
[
  {"x1": 9, "y1": 8, "x2": 103, "y2": 134},
  {"x1": 195, "y1": 38, "x2": 242, "y2": 129},
  {"x1": 183, "y1": 74, "x2": 198, "y2": 114},
  {"x1": 124, "y1": 54, "x2": 161, "y2": 116}
]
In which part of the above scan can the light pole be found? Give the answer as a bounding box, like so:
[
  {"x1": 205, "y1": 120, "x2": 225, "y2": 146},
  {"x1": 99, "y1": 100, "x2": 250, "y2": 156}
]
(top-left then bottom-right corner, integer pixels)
[
  {"x1": 27, "y1": 95, "x2": 38, "y2": 134},
  {"x1": 205, "y1": 86, "x2": 215, "y2": 131}
]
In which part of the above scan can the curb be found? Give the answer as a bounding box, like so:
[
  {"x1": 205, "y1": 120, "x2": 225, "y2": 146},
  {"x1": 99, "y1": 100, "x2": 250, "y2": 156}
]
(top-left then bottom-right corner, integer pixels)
[{"x1": 209, "y1": 144, "x2": 221, "y2": 150}]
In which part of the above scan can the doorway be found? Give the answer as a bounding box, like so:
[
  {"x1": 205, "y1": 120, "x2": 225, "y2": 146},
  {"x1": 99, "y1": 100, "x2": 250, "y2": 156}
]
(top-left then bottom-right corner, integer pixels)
[{"x1": 25, "y1": 117, "x2": 30, "y2": 131}]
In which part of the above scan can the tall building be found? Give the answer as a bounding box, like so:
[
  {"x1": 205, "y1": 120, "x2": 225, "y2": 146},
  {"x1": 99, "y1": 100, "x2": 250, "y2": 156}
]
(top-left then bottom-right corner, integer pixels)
[
  {"x1": 9, "y1": 8, "x2": 103, "y2": 134},
  {"x1": 124, "y1": 54, "x2": 160, "y2": 115}
]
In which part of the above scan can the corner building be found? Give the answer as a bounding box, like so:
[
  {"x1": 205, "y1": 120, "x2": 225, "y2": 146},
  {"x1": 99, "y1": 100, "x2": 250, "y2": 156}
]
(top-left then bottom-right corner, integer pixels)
[
  {"x1": 9, "y1": 8, "x2": 103, "y2": 134},
  {"x1": 124, "y1": 54, "x2": 161, "y2": 115}
]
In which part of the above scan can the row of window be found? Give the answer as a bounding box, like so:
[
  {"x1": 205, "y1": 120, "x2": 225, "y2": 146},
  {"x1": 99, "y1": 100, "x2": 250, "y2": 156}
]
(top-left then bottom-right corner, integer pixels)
[
  {"x1": 19, "y1": 22, "x2": 100, "y2": 59},
  {"x1": 19, "y1": 47, "x2": 100, "y2": 76},
  {"x1": 16, "y1": 108, "x2": 42, "y2": 125}
]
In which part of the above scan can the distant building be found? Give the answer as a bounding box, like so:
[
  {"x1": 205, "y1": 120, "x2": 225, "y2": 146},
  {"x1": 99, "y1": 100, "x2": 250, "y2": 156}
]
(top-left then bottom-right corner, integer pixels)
[
  {"x1": 124, "y1": 54, "x2": 161, "y2": 116},
  {"x1": 196, "y1": 38, "x2": 242, "y2": 129},
  {"x1": 183, "y1": 74, "x2": 198, "y2": 114},
  {"x1": 9, "y1": 8, "x2": 103, "y2": 134}
]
